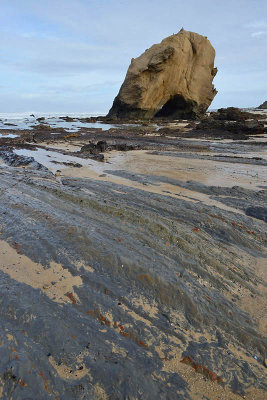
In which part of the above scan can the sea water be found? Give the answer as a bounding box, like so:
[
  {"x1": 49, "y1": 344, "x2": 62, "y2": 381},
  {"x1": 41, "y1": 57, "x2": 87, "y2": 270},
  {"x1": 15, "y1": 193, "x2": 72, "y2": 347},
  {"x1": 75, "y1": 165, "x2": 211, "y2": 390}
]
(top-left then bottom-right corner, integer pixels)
[{"x1": 0, "y1": 111, "x2": 117, "y2": 133}]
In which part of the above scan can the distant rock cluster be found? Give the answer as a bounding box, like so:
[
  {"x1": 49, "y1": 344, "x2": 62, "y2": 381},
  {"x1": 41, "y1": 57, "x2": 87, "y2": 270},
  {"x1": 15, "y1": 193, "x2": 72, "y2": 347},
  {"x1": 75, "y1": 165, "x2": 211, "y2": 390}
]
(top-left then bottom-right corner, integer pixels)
[
  {"x1": 258, "y1": 100, "x2": 267, "y2": 109},
  {"x1": 196, "y1": 107, "x2": 266, "y2": 137}
]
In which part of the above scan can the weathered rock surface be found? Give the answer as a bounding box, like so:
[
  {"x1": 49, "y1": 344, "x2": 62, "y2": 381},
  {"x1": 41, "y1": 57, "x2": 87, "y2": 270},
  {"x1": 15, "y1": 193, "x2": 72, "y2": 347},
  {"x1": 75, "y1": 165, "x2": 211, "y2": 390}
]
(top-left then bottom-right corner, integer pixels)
[{"x1": 107, "y1": 28, "x2": 217, "y2": 120}]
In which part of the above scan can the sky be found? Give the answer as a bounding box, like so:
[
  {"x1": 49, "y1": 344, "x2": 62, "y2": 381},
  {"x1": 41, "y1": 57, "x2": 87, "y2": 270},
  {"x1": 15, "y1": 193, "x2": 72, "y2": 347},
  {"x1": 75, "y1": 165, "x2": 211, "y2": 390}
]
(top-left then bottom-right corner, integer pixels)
[{"x1": 0, "y1": 0, "x2": 266, "y2": 113}]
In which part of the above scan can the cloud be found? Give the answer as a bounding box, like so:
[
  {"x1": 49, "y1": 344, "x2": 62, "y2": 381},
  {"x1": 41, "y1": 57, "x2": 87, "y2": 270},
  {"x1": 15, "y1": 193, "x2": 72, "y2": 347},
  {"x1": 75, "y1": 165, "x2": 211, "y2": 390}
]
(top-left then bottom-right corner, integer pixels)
[
  {"x1": 251, "y1": 30, "x2": 267, "y2": 37},
  {"x1": 20, "y1": 93, "x2": 42, "y2": 99},
  {"x1": 244, "y1": 19, "x2": 267, "y2": 37},
  {"x1": 245, "y1": 20, "x2": 267, "y2": 29},
  {"x1": 0, "y1": 0, "x2": 267, "y2": 111},
  {"x1": 0, "y1": 32, "x2": 129, "y2": 76},
  {"x1": 38, "y1": 81, "x2": 121, "y2": 96}
]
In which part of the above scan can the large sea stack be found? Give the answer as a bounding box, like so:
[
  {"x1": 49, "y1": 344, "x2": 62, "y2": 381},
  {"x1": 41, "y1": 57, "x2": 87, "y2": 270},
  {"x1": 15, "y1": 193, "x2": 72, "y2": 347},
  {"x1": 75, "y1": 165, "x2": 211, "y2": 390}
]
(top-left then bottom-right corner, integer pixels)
[{"x1": 107, "y1": 28, "x2": 217, "y2": 120}]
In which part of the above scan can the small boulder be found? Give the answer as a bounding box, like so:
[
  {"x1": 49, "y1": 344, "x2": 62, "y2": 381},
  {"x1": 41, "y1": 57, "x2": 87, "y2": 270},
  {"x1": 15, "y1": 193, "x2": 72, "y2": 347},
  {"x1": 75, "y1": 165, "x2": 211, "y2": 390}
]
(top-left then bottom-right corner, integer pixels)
[
  {"x1": 80, "y1": 143, "x2": 98, "y2": 154},
  {"x1": 96, "y1": 141, "x2": 108, "y2": 152}
]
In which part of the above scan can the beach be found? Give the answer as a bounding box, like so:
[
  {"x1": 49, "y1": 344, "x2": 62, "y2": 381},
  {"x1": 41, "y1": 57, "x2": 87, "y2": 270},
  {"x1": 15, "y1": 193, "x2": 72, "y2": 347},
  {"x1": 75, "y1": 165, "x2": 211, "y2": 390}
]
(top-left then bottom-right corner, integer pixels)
[{"x1": 0, "y1": 111, "x2": 266, "y2": 399}]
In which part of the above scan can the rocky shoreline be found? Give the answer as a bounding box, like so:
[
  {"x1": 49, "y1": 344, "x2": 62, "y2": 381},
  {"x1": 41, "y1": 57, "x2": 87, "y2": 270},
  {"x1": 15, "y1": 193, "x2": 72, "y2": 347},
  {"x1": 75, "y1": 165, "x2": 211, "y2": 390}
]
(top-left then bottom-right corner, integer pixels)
[{"x1": 0, "y1": 108, "x2": 266, "y2": 399}]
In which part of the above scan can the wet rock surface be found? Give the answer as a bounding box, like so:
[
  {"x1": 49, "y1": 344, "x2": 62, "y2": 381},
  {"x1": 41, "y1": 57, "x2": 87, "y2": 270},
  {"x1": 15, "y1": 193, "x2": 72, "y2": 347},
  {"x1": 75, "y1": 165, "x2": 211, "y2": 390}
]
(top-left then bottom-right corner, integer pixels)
[
  {"x1": 245, "y1": 206, "x2": 267, "y2": 222},
  {"x1": 0, "y1": 111, "x2": 266, "y2": 399},
  {"x1": 0, "y1": 149, "x2": 50, "y2": 171}
]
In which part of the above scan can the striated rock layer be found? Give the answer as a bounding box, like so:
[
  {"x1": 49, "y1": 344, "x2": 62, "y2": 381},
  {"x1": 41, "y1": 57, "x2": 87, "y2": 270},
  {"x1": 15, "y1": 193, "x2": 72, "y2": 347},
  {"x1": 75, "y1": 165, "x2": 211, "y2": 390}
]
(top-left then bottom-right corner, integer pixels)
[{"x1": 108, "y1": 28, "x2": 217, "y2": 120}]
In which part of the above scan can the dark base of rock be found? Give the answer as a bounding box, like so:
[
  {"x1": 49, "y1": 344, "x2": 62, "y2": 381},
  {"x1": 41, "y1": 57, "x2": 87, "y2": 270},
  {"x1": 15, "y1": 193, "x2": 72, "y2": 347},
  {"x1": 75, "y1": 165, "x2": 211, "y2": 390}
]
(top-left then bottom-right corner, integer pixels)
[
  {"x1": 154, "y1": 95, "x2": 204, "y2": 120},
  {"x1": 107, "y1": 98, "x2": 155, "y2": 120},
  {"x1": 107, "y1": 95, "x2": 206, "y2": 120}
]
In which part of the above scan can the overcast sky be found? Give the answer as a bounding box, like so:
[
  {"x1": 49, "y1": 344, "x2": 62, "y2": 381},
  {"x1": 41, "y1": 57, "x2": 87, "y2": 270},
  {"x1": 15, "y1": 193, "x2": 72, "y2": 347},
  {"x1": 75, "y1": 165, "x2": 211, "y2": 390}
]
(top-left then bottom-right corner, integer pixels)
[{"x1": 0, "y1": 0, "x2": 266, "y2": 113}]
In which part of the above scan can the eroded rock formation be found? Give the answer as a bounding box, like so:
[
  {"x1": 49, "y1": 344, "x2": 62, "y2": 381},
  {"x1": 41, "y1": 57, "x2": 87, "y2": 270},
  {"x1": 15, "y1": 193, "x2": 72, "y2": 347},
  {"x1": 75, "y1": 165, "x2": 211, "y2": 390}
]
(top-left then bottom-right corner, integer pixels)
[{"x1": 108, "y1": 28, "x2": 217, "y2": 120}]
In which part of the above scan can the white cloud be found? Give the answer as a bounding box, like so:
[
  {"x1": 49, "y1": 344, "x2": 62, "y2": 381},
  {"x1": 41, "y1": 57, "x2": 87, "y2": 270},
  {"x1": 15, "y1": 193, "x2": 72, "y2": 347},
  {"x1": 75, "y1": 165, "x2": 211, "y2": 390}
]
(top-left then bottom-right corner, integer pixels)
[
  {"x1": 245, "y1": 20, "x2": 267, "y2": 29},
  {"x1": 251, "y1": 30, "x2": 267, "y2": 37},
  {"x1": 0, "y1": 0, "x2": 267, "y2": 111},
  {"x1": 20, "y1": 93, "x2": 42, "y2": 99},
  {"x1": 0, "y1": 32, "x2": 128, "y2": 76}
]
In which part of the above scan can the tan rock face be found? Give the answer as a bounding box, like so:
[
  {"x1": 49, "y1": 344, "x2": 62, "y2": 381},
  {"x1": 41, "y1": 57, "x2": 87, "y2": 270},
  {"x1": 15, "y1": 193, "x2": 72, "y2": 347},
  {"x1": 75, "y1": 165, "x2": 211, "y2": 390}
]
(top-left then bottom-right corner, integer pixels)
[{"x1": 107, "y1": 29, "x2": 217, "y2": 120}]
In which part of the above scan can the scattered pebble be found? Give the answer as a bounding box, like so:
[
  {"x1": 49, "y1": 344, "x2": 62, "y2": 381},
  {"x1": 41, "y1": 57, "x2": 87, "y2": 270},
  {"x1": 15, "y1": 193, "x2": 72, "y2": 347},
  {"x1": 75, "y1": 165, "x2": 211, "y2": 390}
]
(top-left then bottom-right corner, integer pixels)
[{"x1": 43, "y1": 284, "x2": 52, "y2": 290}]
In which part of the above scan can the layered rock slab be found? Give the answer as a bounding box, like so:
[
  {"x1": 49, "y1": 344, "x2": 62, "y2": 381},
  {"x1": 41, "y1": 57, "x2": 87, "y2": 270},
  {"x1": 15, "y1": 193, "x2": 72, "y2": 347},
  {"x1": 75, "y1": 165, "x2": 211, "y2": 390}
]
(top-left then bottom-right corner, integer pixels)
[{"x1": 108, "y1": 28, "x2": 217, "y2": 120}]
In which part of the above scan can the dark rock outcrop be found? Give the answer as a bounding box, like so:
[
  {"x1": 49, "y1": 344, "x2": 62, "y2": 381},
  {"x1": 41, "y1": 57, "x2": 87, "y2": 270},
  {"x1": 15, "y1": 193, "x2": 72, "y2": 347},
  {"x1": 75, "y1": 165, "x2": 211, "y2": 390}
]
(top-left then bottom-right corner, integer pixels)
[
  {"x1": 210, "y1": 107, "x2": 263, "y2": 121},
  {"x1": 196, "y1": 117, "x2": 265, "y2": 136},
  {"x1": 80, "y1": 141, "x2": 136, "y2": 155},
  {"x1": 0, "y1": 150, "x2": 49, "y2": 171},
  {"x1": 107, "y1": 29, "x2": 217, "y2": 120},
  {"x1": 258, "y1": 100, "x2": 267, "y2": 109}
]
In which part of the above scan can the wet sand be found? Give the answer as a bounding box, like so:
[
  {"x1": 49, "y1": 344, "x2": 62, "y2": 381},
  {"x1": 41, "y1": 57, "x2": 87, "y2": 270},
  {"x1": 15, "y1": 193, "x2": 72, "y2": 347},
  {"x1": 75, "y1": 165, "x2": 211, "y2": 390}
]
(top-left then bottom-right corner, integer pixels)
[{"x1": 0, "y1": 240, "x2": 83, "y2": 304}]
